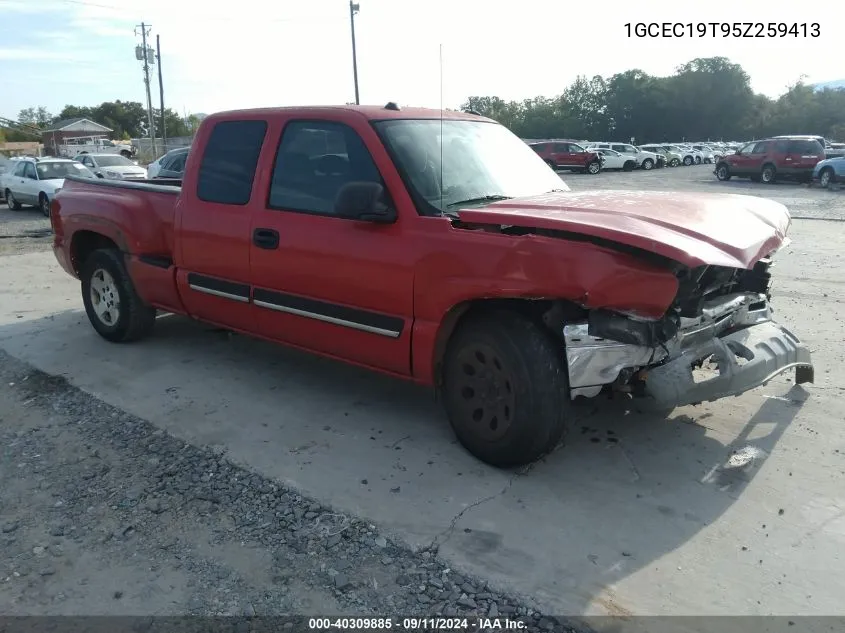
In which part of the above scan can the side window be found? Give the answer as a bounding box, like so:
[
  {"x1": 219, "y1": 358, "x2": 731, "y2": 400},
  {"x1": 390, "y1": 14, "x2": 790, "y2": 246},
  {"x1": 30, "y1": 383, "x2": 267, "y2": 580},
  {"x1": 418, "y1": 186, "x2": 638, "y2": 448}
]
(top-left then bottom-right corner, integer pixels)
[
  {"x1": 773, "y1": 140, "x2": 790, "y2": 153},
  {"x1": 552, "y1": 143, "x2": 568, "y2": 152},
  {"x1": 14, "y1": 162, "x2": 27, "y2": 177},
  {"x1": 197, "y1": 119, "x2": 267, "y2": 205},
  {"x1": 24, "y1": 163, "x2": 37, "y2": 179},
  {"x1": 611, "y1": 144, "x2": 627, "y2": 152},
  {"x1": 172, "y1": 154, "x2": 188, "y2": 172},
  {"x1": 268, "y1": 120, "x2": 382, "y2": 217},
  {"x1": 82, "y1": 156, "x2": 94, "y2": 167},
  {"x1": 788, "y1": 140, "x2": 822, "y2": 154},
  {"x1": 531, "y1": 143, "x2": 546, "y2": 152},
  {"x1": 751, "y1": 142, "x2": 769, "y2": 154}
]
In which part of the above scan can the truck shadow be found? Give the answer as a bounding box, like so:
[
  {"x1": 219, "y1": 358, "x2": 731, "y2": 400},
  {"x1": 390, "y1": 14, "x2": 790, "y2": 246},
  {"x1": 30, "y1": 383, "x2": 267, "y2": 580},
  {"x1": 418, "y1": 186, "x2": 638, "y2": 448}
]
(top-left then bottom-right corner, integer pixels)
[{"x1": 0, "y1": 309, "x2": 810, "y2": 621}]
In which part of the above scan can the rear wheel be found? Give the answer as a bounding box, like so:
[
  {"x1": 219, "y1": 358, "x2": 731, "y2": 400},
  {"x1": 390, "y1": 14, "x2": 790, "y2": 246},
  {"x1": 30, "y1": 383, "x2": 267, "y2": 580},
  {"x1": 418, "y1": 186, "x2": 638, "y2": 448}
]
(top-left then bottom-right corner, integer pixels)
[
  {"x1": 80, "y1": 249, "x2": 157, "y2": 343},
  {"x1": 760, "y1": 164, "x2": 777, "y2": 184},
  {"x1": 694, "y1": 155, "x2": 702, "y2": 164},
  {"x1": 819, "y1": 167, "x2": 834, "y2": 188},
  {"x1": 623, "y1": 160, "x2": 636, "y2": 172},
  {"x1": 6, "y1": 190, "x2": 22, "y2": 210},
  {"x1": 641, "y1": 158, "x2": 654, "y2": 170},
  {"x1": 683, "y1": 156, "x2": 693, "y2": 166},
  {"x1": 586, "y1": 160, "x2": 601, "y2": 175},
  {"x1": 715, "y1": 164, "x2": 731, "y2": 181},
  {"x1": 120, "y1": 150, "x2": 132, "y2": 159},
  {"x1": 441, "y1": 311, "x2": 569, "y2": 468},
  {"x1": 670, "y1": 158, "x2": 680, "y2": 167}
]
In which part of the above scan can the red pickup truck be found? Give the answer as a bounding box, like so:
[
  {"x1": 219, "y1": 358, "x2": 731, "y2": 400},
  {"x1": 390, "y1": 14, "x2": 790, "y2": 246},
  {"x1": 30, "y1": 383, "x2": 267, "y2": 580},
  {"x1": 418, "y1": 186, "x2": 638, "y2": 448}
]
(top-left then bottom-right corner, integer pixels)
[{"x1": 50, "y1": 104, "x2": 814, "y2": 468}]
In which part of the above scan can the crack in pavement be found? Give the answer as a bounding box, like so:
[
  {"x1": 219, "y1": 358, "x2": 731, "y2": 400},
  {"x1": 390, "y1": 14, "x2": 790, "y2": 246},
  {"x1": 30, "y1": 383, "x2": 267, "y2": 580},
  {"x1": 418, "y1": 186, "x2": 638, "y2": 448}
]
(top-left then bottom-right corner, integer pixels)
[{"x1": 424, "y1": 445, "x2": 560, "y2": 554}]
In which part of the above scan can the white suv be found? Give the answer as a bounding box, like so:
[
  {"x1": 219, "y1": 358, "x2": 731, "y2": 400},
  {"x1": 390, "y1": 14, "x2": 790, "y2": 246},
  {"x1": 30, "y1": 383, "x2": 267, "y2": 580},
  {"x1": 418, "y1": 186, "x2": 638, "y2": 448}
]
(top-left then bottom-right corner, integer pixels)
[{"x1": 586, "y1": 142, "x2": 660, "y2": 170}]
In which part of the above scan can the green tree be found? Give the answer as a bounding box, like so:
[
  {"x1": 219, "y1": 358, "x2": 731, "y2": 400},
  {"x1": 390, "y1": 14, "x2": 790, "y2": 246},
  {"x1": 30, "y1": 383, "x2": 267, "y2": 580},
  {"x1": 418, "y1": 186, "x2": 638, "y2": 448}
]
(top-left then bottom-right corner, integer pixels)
[{"x1": 18, "y1": 106, "x2": 53, "y2": 128}]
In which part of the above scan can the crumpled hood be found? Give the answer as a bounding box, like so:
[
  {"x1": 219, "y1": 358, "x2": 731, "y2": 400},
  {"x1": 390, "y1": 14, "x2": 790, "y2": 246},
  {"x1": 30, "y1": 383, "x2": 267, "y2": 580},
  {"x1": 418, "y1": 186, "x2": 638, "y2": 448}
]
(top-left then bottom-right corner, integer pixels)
[{"x1": 457, "y1": 190, "x2": 791, "y2": 269}]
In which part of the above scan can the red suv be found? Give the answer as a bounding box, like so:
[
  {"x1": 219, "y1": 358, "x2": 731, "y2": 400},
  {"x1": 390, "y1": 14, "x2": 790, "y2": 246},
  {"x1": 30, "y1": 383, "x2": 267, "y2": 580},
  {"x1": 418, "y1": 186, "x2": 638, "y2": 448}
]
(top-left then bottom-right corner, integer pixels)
[
  {"x1": 714, "y1": 136, "x2": 825, "y2": 184},
  {"x1": 529, "y1": 140, "x2": 603, "y2": 175}
]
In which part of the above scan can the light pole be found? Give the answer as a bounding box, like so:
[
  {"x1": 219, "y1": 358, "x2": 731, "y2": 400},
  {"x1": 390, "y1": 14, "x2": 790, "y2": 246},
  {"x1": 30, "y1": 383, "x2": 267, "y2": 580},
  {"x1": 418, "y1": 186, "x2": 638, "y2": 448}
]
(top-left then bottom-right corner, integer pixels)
[{"x1": 349, "y1": 1, "x2": 360, "y2": 105}]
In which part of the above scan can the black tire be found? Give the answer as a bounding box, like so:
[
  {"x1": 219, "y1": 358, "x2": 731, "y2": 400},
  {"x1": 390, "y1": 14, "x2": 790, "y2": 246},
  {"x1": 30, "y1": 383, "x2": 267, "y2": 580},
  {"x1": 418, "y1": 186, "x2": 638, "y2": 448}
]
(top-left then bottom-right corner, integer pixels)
[
  {"x1": 760, "y1": 164, "x2": 777, "y2": 184},
  {"x1": 441, "y1": 310, "x2": 569, "y2": 468},
  {"x1": 38, "y1": 192, "x2": 51, "y2": 217},
  {"x1": 6, "y1": 190, "x2": 22, "y2": 210},
  {"x1": 623, "y1": 161, "x2": 635, "y2": 172},
  {"x1": 715, "y1": 163, "x2": 731, "y2": 181},
  {"x1": 819, "y1": 167, "x2": 835, "y2": 188},
  {"x1": 545, "y1": 159, "x2": 557, "y2": 171},
  {"x1": 80, "y1": 248, "x2": 157, "y2": 343},
  {"x1": 586, "y1": 160, "x2": 601, "y2": 175},
  {"x1": 694, "y1": 155, "x2": 702, "y2": 164},
  {"x1": 641, "y1": 158, "x2": 654, "y2": 170},
  {"x1": 120, "y1": 150, "x2": 132, "y2": 158},
  {"x1": 670, "y1": 158, "x2": 680, "y2": 167},
  {"x1": 683, "y1": 156, "x2": 693, "y2": 166}
]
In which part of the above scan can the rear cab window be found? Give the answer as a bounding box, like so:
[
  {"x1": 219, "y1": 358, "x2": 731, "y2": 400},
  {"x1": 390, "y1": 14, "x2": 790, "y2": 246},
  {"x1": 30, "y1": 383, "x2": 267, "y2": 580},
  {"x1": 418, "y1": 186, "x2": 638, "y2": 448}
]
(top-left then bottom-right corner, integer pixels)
[{"x1": 197, "y1": 120, "x2": 268, "y2": 205}]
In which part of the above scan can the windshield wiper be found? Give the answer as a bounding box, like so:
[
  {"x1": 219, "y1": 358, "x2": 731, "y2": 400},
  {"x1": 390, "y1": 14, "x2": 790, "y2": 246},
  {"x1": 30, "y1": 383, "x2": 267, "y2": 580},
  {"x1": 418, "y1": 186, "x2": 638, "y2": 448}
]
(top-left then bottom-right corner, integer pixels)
[{"x1": 446, "y1": 194, "x2": 512, "y2": 209}]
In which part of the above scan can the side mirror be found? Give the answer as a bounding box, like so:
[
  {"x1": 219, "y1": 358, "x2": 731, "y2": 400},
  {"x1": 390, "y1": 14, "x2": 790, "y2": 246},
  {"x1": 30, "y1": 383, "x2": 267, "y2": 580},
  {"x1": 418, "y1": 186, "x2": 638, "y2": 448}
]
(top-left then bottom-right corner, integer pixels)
[{"x1": 334, "y1": 181, "x2": 396, "y2": 224}]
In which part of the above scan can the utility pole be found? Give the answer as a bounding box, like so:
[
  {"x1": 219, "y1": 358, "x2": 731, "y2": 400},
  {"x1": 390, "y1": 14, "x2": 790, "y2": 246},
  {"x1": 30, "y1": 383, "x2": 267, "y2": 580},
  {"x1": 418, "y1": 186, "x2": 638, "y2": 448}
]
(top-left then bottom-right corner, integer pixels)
[
  {"x1": 134, "y1": 22, "x2": 157, "y2": 157},
  {"x1": 349, "y1": 1, "x2": 360, "y2": 105},
  {"x1": 156, "y1": 34, "x2": 166, "y2": 152}
]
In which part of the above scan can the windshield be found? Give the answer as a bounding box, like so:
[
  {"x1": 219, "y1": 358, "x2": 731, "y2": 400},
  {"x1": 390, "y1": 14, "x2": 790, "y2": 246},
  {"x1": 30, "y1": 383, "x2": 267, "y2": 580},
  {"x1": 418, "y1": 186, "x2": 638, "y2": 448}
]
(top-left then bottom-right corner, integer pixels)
[
  {"x1": 37, "y1": 161, "x2": 95, "y2": 179},
  {"x1": 373, "y1": 119, "x2": 567, "y2": 215},
  {"x1": 94, "y1": 155, "x2": 134, "y2": 167}
]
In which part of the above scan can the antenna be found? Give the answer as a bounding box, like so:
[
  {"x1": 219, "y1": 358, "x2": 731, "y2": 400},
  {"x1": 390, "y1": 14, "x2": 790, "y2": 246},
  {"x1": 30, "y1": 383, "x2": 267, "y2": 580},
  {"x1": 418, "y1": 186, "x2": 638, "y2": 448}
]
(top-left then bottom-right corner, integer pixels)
[{"x1": 439, "y1": 43, "x2": 444, "y2": 214}]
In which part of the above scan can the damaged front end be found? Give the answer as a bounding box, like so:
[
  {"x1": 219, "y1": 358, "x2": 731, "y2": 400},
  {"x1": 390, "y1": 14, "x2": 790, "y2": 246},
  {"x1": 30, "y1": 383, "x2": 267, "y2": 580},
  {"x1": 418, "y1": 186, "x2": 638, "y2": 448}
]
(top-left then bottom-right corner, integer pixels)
[{"x1": 563, "y1": 257, "x2": 815, "y2": 409}]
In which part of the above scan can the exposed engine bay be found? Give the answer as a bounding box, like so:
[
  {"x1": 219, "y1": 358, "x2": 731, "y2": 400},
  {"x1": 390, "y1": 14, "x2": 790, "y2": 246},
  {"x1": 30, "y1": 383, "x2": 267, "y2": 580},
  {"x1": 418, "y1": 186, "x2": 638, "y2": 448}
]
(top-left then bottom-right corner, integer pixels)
[{"x1": 559, "y1": 255, "x2": 814, "y2": 408}]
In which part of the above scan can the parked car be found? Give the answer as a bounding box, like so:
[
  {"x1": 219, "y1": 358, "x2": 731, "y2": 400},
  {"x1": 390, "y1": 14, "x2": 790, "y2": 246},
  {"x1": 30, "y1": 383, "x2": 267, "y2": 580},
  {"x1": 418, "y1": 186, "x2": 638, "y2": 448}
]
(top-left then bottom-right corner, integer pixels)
[
  {"x1": 0, "y1": 157, "x2": 12, "y2": 201},
  {"x1": 812, "y1": 155, "x2": 845, "y2": 188},
  {"x1": 528, "y1": 140, "x2": 603, "y2": 174},
  {"x1": 75, "y1": 153, "x2": 148, "y2": 180},
  {"x1": 150, "y1": 147, "x2": 189, "y2": 180},
  {"x1": 50, "y1": 103, "x2": 814, "y2": 468},
  {"x1": 656, "y1": 144, "x2": 696, "y2": 166},
  {"x1": 4, "y1": 157, "x2": 95, "y2": 216},
  {"x1": 590, "y1": 148, "x2": 636, "y2": 171},
  {"x1": 714, "y1": 136, "x2": 825, "y2": 184},
  {"x1": 691, "y1": 145, "x2": 717, "y2": 163},
  {"x1": 587, "y1": 142, "x2": 659, "y2": 170},
  {"x1": 147, "y1": 147, "x2": 190, "y2": 179},
  {"x1": 676, "y1": 144, "x2": 704, "y2": 164},
  {"x1": 640, "y1": 145, "x2": 681, "y2": 167}
]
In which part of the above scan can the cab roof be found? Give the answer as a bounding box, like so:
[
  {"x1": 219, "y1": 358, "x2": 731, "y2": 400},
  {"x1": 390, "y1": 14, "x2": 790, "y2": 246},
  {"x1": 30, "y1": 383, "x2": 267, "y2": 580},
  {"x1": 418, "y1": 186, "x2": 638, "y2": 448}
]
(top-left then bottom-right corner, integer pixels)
[{"x1": 203, "y1": 104, "x2": 496, "y2": 124}]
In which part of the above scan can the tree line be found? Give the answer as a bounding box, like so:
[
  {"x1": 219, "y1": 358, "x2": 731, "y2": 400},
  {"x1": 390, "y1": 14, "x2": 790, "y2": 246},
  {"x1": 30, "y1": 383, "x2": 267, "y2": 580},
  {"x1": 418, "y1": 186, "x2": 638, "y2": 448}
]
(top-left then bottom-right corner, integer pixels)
[
  {"x1": 2, "y1": 101, "x2": 202, "y2": 142},
  {"x1": 461, "y1": 57, "x2": 845, "y2": 143}
]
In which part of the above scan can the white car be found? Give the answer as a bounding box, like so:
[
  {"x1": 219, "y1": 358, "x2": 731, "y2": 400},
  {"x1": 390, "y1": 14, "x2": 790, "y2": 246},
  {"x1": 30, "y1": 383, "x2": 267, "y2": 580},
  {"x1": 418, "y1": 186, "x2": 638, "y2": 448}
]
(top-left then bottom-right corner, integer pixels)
[
  {"x1": 676, "y1": 144, "x2": 705, "y2": 164},
  {"x1": 591, "y1": 148, "x2": 637, "y2": 171},
  {"x1": 690, "y1": 144, "x2": 717, "y2": 163},
  {"x1": 4, "y1": 158, "x2": 96, "y2": 216},
  {"x1": 586, "y1": 142, "x2": 660, "y2": 170},
  {"x1": 75, "y1": 153, "x2": 148, "y2": 180}
]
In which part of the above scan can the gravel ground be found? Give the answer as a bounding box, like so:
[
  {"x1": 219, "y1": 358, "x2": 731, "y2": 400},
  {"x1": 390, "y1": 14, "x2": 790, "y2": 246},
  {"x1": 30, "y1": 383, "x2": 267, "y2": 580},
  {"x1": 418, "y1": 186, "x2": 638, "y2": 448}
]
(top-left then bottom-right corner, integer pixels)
[
  {"x1": 0, "y1": 351, "x2": 577, "y2": 631},
  {"x1": 0, "y1": 206, "x2": 52, "y2": 257}
]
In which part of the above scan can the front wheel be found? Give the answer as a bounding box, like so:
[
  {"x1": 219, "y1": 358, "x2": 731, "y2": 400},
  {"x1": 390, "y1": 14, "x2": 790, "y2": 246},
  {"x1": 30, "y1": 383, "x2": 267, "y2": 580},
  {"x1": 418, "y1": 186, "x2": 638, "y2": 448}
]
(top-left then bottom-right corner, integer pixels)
[
  {"x1": 694, "y1": 156, "x2": 702, "y2": 164},
  {"x1": 641, "y1": 158, "x2": 654, "y2": 170},
  {"x1": 819, "y1": 167, "x2": 834, "y2": 188},
  {"x1": 80, "y1": 249, "x2": 157, "y2": 343},
  {"x1": 441, "y1": 311, "x2": 569, "y2": 468},
  {"x1": 715, "y1": 164, "x2": 731, "y2": 181},
  {"x1": 586, "y1": 160, "x2": 601, "y2": 175},
  {"x1": 39, "y1": 193, "x2": 51, "y2": 217},
  {"x1": 623, "y1": 160, "x2": 636, "y2": 172},
  {"x1": 683, "y1": 156, "x2": 694, "y2": 166},
  {"x1": 670, "y1": 158, "x2": 680, "y2": 167}
]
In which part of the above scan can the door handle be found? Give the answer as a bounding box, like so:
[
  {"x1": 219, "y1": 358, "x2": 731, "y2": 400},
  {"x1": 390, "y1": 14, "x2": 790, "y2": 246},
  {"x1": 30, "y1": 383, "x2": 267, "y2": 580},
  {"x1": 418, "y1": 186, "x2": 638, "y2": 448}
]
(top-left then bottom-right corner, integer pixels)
[{"x1": 252, "y1": 228, "x2": 279, "y2": 250}]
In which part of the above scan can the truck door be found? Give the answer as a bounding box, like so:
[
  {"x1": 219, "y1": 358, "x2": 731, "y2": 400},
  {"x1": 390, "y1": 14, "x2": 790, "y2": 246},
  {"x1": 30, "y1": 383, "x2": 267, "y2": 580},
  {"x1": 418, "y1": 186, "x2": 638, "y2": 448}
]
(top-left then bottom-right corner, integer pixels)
[
  {"x1": 174, "y1": 118, "x2": 267, "y2": 333},
  {"x1": 248, "y1": 117, "x2": 414, "y2": 376}
]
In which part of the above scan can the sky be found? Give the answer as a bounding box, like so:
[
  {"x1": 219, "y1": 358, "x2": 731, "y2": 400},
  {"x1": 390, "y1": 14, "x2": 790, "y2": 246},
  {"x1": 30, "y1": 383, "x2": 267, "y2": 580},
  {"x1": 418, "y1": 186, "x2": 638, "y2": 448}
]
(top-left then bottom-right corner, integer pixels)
[{"x1": 0, "y1": 0, "x2": 839, "y2": 122}]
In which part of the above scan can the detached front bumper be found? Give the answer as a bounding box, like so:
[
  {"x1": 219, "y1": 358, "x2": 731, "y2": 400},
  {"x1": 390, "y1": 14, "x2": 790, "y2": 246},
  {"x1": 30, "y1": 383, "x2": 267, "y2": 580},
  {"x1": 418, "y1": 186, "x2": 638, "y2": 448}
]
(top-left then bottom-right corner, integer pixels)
[{"x1": 563, "y1": 292, "x2": 814, "y2": 408}]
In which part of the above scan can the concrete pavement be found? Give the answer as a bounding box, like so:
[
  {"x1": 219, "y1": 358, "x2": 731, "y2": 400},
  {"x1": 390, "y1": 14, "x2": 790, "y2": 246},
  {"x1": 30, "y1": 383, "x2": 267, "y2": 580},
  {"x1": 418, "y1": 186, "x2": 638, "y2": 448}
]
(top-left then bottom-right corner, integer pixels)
[{"x1": 1, "y1": 220, "x2": 843, "y2": 621}]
